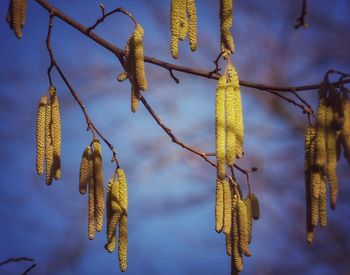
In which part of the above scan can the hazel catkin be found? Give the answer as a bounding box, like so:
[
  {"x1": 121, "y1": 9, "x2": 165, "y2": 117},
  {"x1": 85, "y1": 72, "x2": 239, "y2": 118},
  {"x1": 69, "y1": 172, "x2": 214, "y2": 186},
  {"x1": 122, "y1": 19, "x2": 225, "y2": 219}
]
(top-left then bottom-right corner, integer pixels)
[
  {"x1": 341, "y1": 93, "x2": 350, "y2": 164},
  {"x1": 223, "y1": 179, "x2": 232, "y2": 235},
  {"x1": 220, "y1": 0, "x2": 235, "y2": 57},
  {"x1": 215, "y1": 179, "x2": 224, "y2": 233},
  {"x1": 92, "y1": 139, "x2": 104, "y2": 232},
  {"x1": 79, "y1": 146, "x2": 91, "y2": 195},
  {"x1": 315, "y1": 90, "x2": 327, "y2": 168},
  {"x1": 186, "y1": 0, "x2": 197, "y2": 51},
  {"x1": 88, "y1": 153, "x2": 96, "y2": 240},
  {"x1": 170, "y1": 0, "x2": 181, "y2": 58},
  {"x1": 237, "y1": 199, "x2": 251, "y2": 257},
  {"x1": 118, "y1": 215, "x2": 128, "y2": 272},
  {"x1": 45, "y1": 100, "x2": 54, "y2": 185},
  {"x1": 7, "y1": 0, "x2": 27, "y2": 39},
  {"x1": 133, "y1": 24, "x2": 148, "y2": 91},
  {"x1": 36, "y1": 96, "x2": 47, "y2": 176},
  {"x1": 225, "y1": 64, "x2": 236, "y2": 166},
  {"x1": 250, "y1": 193, "x2": 260, "y2": 221}
]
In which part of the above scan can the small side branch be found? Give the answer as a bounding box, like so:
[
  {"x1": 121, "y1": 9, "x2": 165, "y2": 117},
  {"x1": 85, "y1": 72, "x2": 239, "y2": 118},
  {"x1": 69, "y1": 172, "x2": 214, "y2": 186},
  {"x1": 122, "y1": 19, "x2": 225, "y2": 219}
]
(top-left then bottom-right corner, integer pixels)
[
  {"x1": 0, "y1": 257, "x2": 36, "y2": 275},
  {"x1": 294, "y1": 0, "x2": 308, "y2": 29}
]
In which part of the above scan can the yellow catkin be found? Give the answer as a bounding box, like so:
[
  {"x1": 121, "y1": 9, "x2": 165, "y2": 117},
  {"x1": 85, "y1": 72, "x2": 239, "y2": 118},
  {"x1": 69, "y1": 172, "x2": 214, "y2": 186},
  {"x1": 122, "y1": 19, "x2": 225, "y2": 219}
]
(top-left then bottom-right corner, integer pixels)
[
  {"x1": 178, "y1": 1, "x2": 188, "y2": 41},
  {"x1": 8, "y1": 0, "x2": 27, "y2": 39},
  {"x1": 131, "y1": 82, "x2": 140, "y2": 113},
  {"x1": 225, "y1": 64, "x2": 236, "y2": 165},
  {"x1": 215, "y1": 179, "x2": 224, "y2": 233},
  {"x1": 223, "y1": 179, "x2": 232, "y2": 235},
  {"x1": 36, "y1": 96, "x2": 47, "y2": 175},
  {"x1": 341, "y1": 93, "x2": 350, "y2": 164},
  {"x1": 88, "y1": 153, "x2": 95, "y2": 240},
  {"x1": 170, "y1": 0, "x2": 181, "y2": 58},
  {"x1": 106, "y1": 210, "x2": 122, "y2": 253},
  {"x1": 117, "y1": 71, "x2": 128, "y2": 82},
  {"x1": 237, "y1": 199, "x2": 251, "y2": 257},
  {"x1": 79, "y1": 146, "x2": 91, "y2": 195},
  {"x1": 225, "y1": 229, "x2": 232, "y2": 256},
  {"x1": 231, "y1": 198, "x2": 243, "y2": 273},
  {"x1": 250, "y1": 193, "x2": 260, "y2": 220},
  {"x1": 310, "y1": 171, "x2": 320, "y2": 227},
  {"x1": 45, "y1": 100, "x2": 54, "y2": 185},
  {"x1": 216, "y1": 75, "x2": 227, "y2": 180},
  {"x1": 319, "y1": 174, "x2": 327, "y2": 227},
  {"x1": 325, "y1": 103, "x2": 338, "y2": 210},
  {"x1": 244, "y1": 196, "x2": 253, "y2": 244},
  {"x1": 49, "y1": 86, "x2": 61, "y2": 180},
  {"x1": 133, "y1": 24, "x2": 148, "y2": 91},
  {"x1": 117, "y1": 168, "x2": 128, "y2": 214},
  {"x1": 92, "y1": 139, "x2": 104, "y2": 232},
  {"x1": 315, "y1": 90, "x2": 327, "y2": 168},
  {"x1": 306, "y1": 229, "x2": 315, "y2": 244},
  {"x1": 118, "y1": 215, "x2": 128, "y2": 272},
  {"x1": 220, "y1": 0, "x2": 235, "y2": 57},
  {"x1": 229, "y1": 65, "x2": 243, "y2": 159},
  {"x1": 186, "y1": 0, "x2": 197, "y2": 51}
]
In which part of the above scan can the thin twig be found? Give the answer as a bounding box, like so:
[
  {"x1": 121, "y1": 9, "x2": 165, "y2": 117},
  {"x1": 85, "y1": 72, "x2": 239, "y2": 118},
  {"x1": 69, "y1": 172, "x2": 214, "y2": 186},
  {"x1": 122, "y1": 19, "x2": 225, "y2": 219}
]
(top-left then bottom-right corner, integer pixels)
[
  {"x1": 0, "y1": 257, "x2": 34, "y2": 266},
  {"x1": 22, "y1": 263, "x2": 37, "y2": 275},
  {"x1": 294, "y1": 0, "x2": 308, "y2": 29}
]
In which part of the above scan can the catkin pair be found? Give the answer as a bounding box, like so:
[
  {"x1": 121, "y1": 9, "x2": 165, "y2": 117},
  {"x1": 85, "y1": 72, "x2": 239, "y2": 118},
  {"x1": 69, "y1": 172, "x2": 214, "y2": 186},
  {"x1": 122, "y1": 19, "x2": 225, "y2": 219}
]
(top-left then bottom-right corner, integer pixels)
[
  {"x1": 118, "y1": 24, "x2": 147, "y2": 113},
  {"x1": 79, "y1": 139, "x2": 104, "y2": 240},
  {"x1": 35, "y1": 86, "x2": 61, "y2": 185},
  {"x1": 220, "y1": 0, "x2": 235, "y2": 58},
  {"x1": 6, "y1": 0, "x2": 27, "y2": 39},
  {"x1": 170, "y1": 0, "x2": 197, "y2": 58},
  {"x1": 105, "y1": 168, "x2": 128, "y2": 272}
]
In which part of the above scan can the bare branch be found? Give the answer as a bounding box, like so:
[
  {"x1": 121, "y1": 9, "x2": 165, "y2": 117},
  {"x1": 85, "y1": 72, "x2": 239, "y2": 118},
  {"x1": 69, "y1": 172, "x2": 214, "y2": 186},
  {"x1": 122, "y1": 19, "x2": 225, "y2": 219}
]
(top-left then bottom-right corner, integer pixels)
[{"x1": 294, "y1": 0, "x2": 308, "y2": 29}]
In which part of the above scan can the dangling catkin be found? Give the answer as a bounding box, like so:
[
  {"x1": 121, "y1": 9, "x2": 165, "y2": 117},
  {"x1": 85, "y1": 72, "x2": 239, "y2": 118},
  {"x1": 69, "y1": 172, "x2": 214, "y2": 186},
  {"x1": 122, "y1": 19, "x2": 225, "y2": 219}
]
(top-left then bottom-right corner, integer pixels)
[
  {"x1": 92, "y1": 139, "x2": 104, "y2": 232},
  {"x1": 315, "y1": 90, "x2": 327, "y2": 168},
  {"x1": 225, "y1": 64, "x2": 236, "y2": 166},
  {"x1": 237, "y1": 199, "x2": 251, "y2": 257},
  {"x1": 118, "y1": 215, "x2": 128, "y2": 272},
  {"x1": 186, "y1": 0, "x2": 197, "y2": 51},
  {"x1": 244, "y1": 196, "x2": 253, "y2": 244},
  {"x1": 79, "y1": 146, "x2": 91, "y2": 195},
  {"x1": 341, "y1": 93, "x2": 350, "y2": 164},
  {"x1": 310, "y1": 171, "x2": 320, "y2": 227},
  {"x1": 133, "y1": 24, "x2": 148, "y2": 91},
  {"x1": 170, "y1": 0, "x2": 181, "y2": 58},
  {"x1": 325, "y1": 101, "x2": 338, "y2": 210},
  {"x1": 45, "y1": 99, "x2": 54, "y2": 185},
  {"x1": 220, "y1": 0, "x2": 235, "y2": 57},
  {"x1": 88, "y1": 153, "x2": 95, "y2": 240},
  {"x1": 216, "y1": 75, "x2": 227, "y2": 180},
  {"x1": 215, "y1": 179, "x2": 224, "y2": 233},
  {"x1": 117, "y1": 168, "x2": 128, "y2": 214},
  {"x1": 49, "y1": 86, "x2": 61, "y2": 180},
  {"x1": 225, "y1": 229, "x2": 232, "y2": 256},
  {"x1": 7, "y1": 0, "x2": 27, "y2": 39},
  {"x1": 250, "y1": 193, "x2": 260, "y2": 220},
  {"x1": 223, "y1": 179, "x2": 232, "y2": 235},
  {"x1": 319, "y1": 174, "x2": 327, "y2": 227},
  {"x1": 231, "y1": 198, "x2": 243, "y2": 273},
  {"x1": 117, "y1": 71, "x2": 128, "y2": 82},
  {"x1": 178, "y1": 1, "x2": 188, "y2": 41},
  {"x1": 36, "y1": 96, "x2": 47, "y2": 175}
]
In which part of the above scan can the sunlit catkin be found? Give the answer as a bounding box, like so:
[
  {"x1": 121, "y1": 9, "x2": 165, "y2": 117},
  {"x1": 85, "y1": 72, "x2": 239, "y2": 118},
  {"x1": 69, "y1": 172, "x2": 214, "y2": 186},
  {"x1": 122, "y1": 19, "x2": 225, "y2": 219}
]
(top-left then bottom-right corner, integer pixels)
[
  {"x1": 36, "y1": 96, "x2": 47, "y2": 175},
  {"x1": 341, "y1": 93, "x2": 350, "y2": 164},
  {"x1": 88, "y1": 154, "x2": 95, "y2": 240},
  {"x1": 238, "y1": 199, "x2": 251, "y2": 257},
  {"x1": 79, "y1": 146, "x2": 91, "y2": 195},
  {"x1": 216, "y1": 75, "x2": 227, "y2": 180},
  {"x1": 45, "y1": 100, "x2": 53, "y2": 185},
  {"x1": 7, "y1": 0, "x2": 27, "y2": 39},
  {"x1": 117, "y1": 71, "x2": 128, "y2": 82},
  {"x1": 186, "y1": 0, "x2": 197, "y2": 51},
  {"x1": 49, "y1": 86, "x2": 61, "y2": 180},
  {"x1": 231, "y1": 198, "x2": 243, "y2": 273},
  {"x1": 118, "y1": 215, "x2": 128, "y2": 272},
  {"x1": 244, "y1": 196, "x2": 253, "y2": 244},
  {"x1": 319, "y1": 175, "x2": 327, "y2": 227},
  {"x1": 92, "y1": 139, "x2": 104, "y2": 232},
  {"x1": 311, "y1": 171, "x2": 320, "y2": 227},
  {"x1": 220, "y1": 0, "x2": 235, "y2": 57},
  {"x1": 133, "y1": 24, "x2": 148, "y2": 91},
  {"x1": 170, "y1": 0, "x2": 181, "y2": 58},
  {"x1": 315, "y1": 90, "x2": 327, "y2": 168},
  {"x1": 117, "y1": 168, "x2": 128, "y2": 214},
  {"x1": 250, "y1": 193, "x2": 260, "y2": 220},
  {"x1": 178, "y1": 2, "x2": 188, "y2": 41},
  {"x1": 225, "y1": 229, "x2": 232, "y2": 256},
  {"x1": 215, "y1": 179, "x2": 224, "y2": 233},
  {"x1": 223, "y1": 179, "x2": 232, "y2": 235}
]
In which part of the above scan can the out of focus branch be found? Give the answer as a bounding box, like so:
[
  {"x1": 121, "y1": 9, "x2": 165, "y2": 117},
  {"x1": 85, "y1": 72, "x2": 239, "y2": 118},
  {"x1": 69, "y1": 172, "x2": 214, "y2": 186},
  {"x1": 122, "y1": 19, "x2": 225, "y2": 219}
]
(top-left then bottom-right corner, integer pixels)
[
  {"x1": 0, "y1": 257, "x2": 36, "y2": 275},
  {"x1": 294, "y1": 0, "x2": 308, "y2": 29}
]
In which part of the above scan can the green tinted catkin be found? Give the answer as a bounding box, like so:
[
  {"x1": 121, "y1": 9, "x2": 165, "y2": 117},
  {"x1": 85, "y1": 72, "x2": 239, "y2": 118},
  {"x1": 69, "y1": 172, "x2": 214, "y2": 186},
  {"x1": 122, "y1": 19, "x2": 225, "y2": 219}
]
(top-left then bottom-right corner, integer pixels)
[
  {"x1": 49, "y1": 86, "x2": 61, "y2": 180},
  {"x1": 117, "y1": 168, "x2": 128, "y2": 214},
  {"x1": 237, "y1": 199, "x2": 251, "y2": 257},
  {"x1": 223, "y1": 179, "x2": 232, "y2": 235},
  {"x1": 220, "y1": 0, "x2": 234, "y2": 57},
  {"x1": 79, "y1": 146, "x2": 91, "y2": 194},
  {"x1": 36, "y1": 96, "x2": 47, "y2": 175},
  {"x1": 215, "y1": 179, "x2": 224, "y2": 233},
  {"x1": 178, "y1": 1, "x2": 188, "y2": 41},
  {"x1": 133, "y1": 24, "x2": 148, "y2": 91},
  {"x1": 231, "y1": 198, "x2": 243, "y2": 272},
  {"x1": 244, "y1": 196, "x2": 253, "y2": 244},
  {"x1": 225, "y1": 64, "x2": 236, "y2": 166},
  {"x1": 92, "y1": 139, "x2": 104, "y2": 232},
  {"x1": 186, "y1": 0, "x2": 197, "y2": 51}
]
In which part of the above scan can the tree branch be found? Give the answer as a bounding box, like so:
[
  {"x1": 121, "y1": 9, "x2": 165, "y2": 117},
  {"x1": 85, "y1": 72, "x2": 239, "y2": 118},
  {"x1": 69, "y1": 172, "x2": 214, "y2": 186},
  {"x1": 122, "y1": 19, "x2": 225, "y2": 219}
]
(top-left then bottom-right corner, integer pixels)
[{"x1": 294, "y1": 0, "x2": 308, "y2": 29}]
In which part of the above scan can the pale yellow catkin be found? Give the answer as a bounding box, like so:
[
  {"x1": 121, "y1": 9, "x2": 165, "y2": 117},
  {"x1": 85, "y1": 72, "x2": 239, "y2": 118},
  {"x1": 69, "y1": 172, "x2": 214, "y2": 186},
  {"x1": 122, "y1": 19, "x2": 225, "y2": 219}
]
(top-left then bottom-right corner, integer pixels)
[
  {"x1": 133, "y1": 24, "x2": 148, "y2": 91},
  {"x1": 315, "y1": 91, "x2": 327, "y2": 168},
  {"x1": 186, "y1": 0, "x2": 197, "y2": 51},
  {"x1": 170, "y1": 0, "x2": 181, "y2": 58},
  {"x1": 215, "y1": 179, "x2": 224, "y2": 233},
  {"x1": 225, "y1": 64, "x2": 236, "y2": 165},
  {"x1": 88, "y1": 151, "x2": 95, "y2": 240},
  {"x1": 325, "y1": 103, "x2": 338, "y2": 210},
  {"x1": 319, "y1": 174, "x2": 327, "y2": 228},
  {"x1": 93, "y1": 139, "x2": 104, "y2": 232},
  {"x1": 225, "y1": 229, "x2": 232, "y2": 256},
  {"x1": 117, "y1": 71, "x2": 128, "y2": 82},
  {"x1": 178, "y1": 1, "x2": 188, "y2": 41},
  {"x1": 36, "y1": 96, "x2": 47, "y2": 175},
  {"x1": 223, "y1": 179, "x2": 232, "y2": 235},
  {"x1": 220, "y1": 0, "x2": 235, "y2": 57},
  {"x1": 118, "y1": 215, "x2": 128, "y2": 272},
  {"x1": 117, "y1": 168, "x2": 128, "y2": 214},
  {"x1": 79, "y1": 146, "x2": 91, "y2": 195},
  {"x1": 45, "y1": 100, "x2": 54, "y2": 185},
  {"x1": 341, "y1": 93, "x2": 350, "y2": 164},
  {"x1": 244, "y1": 197, "x2": 253, "y2": 244},
  {"x1": 237, "y1": 199, "x2": 251, "y2": 257},
  {"x1": 216, "y1": 75, "x2": 227, "y2": 180},
  {"x1": 231, "y1": 198, "x2": 243, "y2": 273},
  {"x1": 49, "y1": 86, "x2": 61, "y2": 180}
]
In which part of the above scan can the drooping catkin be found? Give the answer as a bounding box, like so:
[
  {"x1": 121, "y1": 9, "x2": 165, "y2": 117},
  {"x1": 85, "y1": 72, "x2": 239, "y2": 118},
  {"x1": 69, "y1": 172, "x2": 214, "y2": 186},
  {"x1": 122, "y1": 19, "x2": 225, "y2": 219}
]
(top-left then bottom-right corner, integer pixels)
[
  {"x1": 220, "y1": 0, "x2": 235, "y2": 58},
  {"x1": 186, "y1": 0, "x2": 197, "y2": 51},
  {"x1": 170, "y1": 0, "x2": 181, "y2": 58},
  {"x1": 216, "y1": 75, "x2": 227, "y2": 180},
  {"x1": 117, "y1": 71, "x2": 128, "y2": 82},
  {"x1": 178, "y1": 1, "x2": 188, "y2": 41},
  {"x1": 244, "y1": 196, "x2": 253, "y2": 244},
  {"x1": 36, "y1": 96, "x2": 47, "y2": 175},
  {"x1": 341, "y1": 93, "x2": 350, "y2": 164},
  {"x1": 315, "y1": 90, "x2": 327, "y2": 168},
  {"x1": 250, "y1": 193, "x2": 260, "y2": 220},
  {"x1": 223, "y1": 179, "x2": 232, "y2": 235},
  {"x1": 45, "y1": 100, "x2": 54, "y2": 185},
  {"x1": 118, "y1": 215, "x2": 128, "y2": 272},
  {"x1": 319, "y1": 174, "x2": 327, "y2": 228},
  {"x1": 79, "y1": 146, "x2": 91, "y2": 195},
  {"x1": 225, "y1": 64, "x2": 236, "y2": 166},
  {"x1": 49, "y1": 86, "x2": 61, "y2": 180},
  {"x1": 133, "y1": 24, "x2": 148, "y2": 91},
  {"x1": 92, "y1": 139, "x2": 104, "y2": 232},
  {"x1": 325, "y1": 101, "x2": 338, "y2": 210},
  {"x1": 237, "y1": 199, "x2": 251, "y2": 257},
  {"x1": 7, "y1": 0, "x2": 27, "y2": 39},
  {"x1": 225, "y1": 229, "x2": 232, "y2": 256},
  {"x1": 88, "y1": 152, "x2": 95, "y2": 240},
  {"x1": 215, "y1": 179, "x2": 224, "y2": 233},
  {"x1": 231, "y1": 197, "x2": 243, "y2": 273},
  {"x1": 117, "y1": 168, "x2": 128, "y2": 214}
]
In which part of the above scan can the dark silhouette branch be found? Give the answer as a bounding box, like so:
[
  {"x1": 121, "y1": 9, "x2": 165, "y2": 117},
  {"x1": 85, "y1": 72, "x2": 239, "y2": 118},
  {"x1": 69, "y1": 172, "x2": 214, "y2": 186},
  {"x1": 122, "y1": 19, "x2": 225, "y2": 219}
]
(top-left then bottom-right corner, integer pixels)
[
  {"x1": 0, "y1": 257, "x2": 36, "y2": 275},
  {"x1": 295, "y1": 0, "x2": 308, "y2": 29}
]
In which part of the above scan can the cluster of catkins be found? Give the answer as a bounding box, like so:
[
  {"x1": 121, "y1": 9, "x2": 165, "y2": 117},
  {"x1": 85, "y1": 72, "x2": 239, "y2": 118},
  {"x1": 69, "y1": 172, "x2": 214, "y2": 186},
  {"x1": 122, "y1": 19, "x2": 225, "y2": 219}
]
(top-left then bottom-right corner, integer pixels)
[
  {"x1": 117, "y1": 24, "x2": 147, "y2": 113},
  {"x1": 36, "y1": 86, "x2": 61, "y2": 185},
  {"x1": 305, "y1": 85, "x2": 350, "y2": 243},
  {"x1": 170, "y1": 0, "x2": 197, "y2": 58},
  {"x1": 6, "y1": 0, "x2": 27, "y2": 39},
  {"x1": 79, "y1": 141, "x2": 129, "y2": 272}
]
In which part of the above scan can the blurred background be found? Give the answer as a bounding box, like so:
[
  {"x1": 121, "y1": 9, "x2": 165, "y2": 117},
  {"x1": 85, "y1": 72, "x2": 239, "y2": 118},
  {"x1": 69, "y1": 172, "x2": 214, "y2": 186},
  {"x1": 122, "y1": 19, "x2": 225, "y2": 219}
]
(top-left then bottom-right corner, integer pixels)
[{"x1": 1, "y1": 0, "x2": 350, "y2": 274}]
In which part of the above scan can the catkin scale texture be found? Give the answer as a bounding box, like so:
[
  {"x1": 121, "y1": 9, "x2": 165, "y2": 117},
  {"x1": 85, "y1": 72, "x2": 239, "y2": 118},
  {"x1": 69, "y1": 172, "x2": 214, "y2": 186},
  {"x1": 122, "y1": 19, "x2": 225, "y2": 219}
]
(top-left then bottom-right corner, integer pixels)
[
  {"x1": 88, "y1": 155, "x2": 96, "y2": 240},
  {"x1": 118, "y1": 215, "x2": 128, "y2": 272},
  {"x1": 250, "y1": 193, "x2": 260, "y2": 220},
  {"x1": 8, "y1": 0, "x2": 27, "y2": 39},
  {"x1": 133, "y1": 24, "x2": 148, "y2": 91},
  {"x1": 315, "y1": 92, "x2": 327, "y2": 168},
  {"x1": 45, "y1": 101, "x2": 54, "y2": 185},
  {"x1": 216, "y1": 75, "x2": 227, "y2": 180},
  {"x1": 215, "y1": 179, "x2": 224, "y2": 233},
  {"x1": 186, "y1": 0, "x2": 197, "y2": 51},
  {"x1": 170, "y1": 0, "x2": 181, "y2": 58},
  {"x1": 220, "y1": 0, "x2": 235, "y2": 56},
  {"x1": 79, "y1": 147, "x2": 91, "y2": 194},
  {"x1": 225, "y1": 64, "x2": 236, "y2": 165},
  {"x1": 223, "y1": 179, "x2": 232, "y2": 235},
  {"x1": 92, "y1": 139, "x2": 104, "y2": 232},
  {"x1": 244, "y1": 197, "x2": 253, "y2": 244},
  {"x1": 36, "y1": 96, "x2": 47, "y2": 175},
  {"x1": 319, "y1": 175, "x2": 327, "y2": 227},
  {"x1": 178, "y1": 2, "x2": 188, "y2": 41},
  {"x1": 238, "y1": 199, "x2": 251, "y2": 257},
  {"x1": 341, "y1": 93, "x2": 350, "y2": 164},
  {"x1": 106, "y1": 208, "x2": 122, "y2": 253},
  {"x1": 49, "y1": 87, "x2": 61, "y2": 180},
  {"x1": 117, "y1": 168, "x2": 128, "y2": 213},
  {"x1": 231, "y1": 200, "x2": 243, "y2": 272}
]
